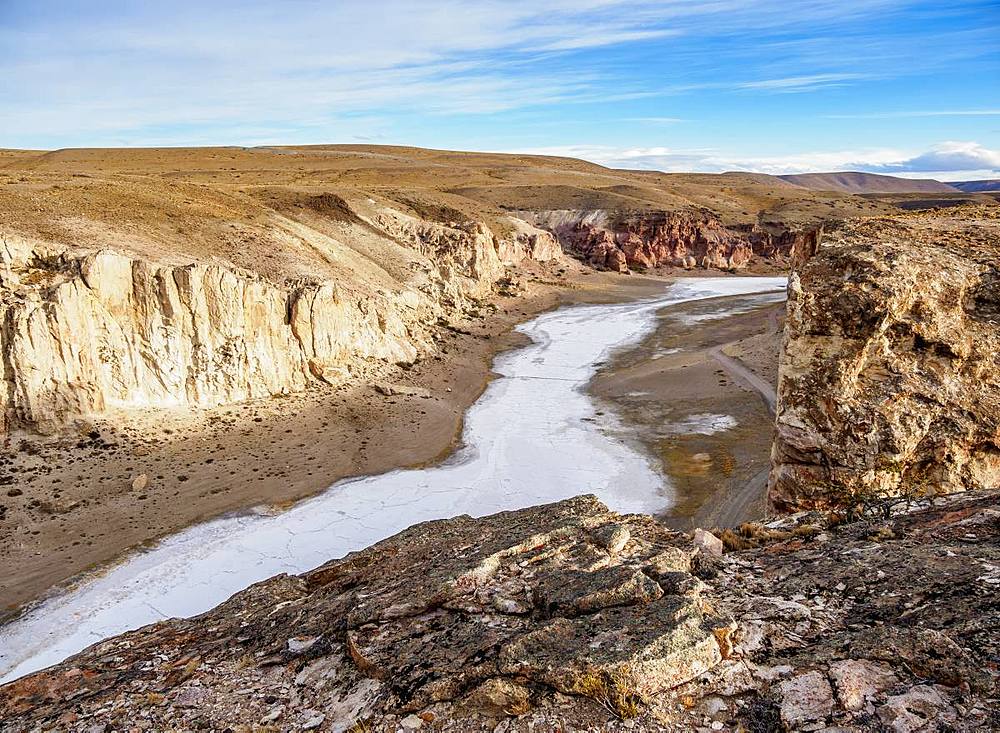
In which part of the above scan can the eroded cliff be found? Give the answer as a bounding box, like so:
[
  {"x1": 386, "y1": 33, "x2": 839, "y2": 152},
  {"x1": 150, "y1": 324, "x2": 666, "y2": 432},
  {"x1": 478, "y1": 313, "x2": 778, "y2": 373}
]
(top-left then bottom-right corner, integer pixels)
[
  {"x1": 770, "y1": 207, "x2": 1000, "y2": 511},
  {"x1": 0, "y1": 192, "x2": 561, "y2": 433}
]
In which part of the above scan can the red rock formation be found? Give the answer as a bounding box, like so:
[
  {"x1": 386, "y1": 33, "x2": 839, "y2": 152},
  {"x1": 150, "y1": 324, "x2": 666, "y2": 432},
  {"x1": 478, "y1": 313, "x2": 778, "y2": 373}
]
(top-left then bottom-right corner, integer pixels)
[{"x1": 548, "y1": 211, "x2": 806, "y2": 272}]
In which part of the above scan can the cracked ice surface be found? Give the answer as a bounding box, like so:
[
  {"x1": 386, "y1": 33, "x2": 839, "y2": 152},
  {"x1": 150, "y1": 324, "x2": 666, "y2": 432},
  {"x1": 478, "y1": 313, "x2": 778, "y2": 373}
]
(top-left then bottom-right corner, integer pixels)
[
  {"x1": 0, "y1": 276, "x2": 785, "y2": 683},
  {"x1": 671, "y1": 290, "x2": 786, "y2": 324}
]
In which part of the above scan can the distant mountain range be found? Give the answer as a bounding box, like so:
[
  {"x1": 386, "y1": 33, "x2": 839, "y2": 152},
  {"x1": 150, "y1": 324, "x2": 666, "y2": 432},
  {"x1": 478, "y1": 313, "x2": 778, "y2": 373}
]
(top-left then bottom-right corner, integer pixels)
[
  {"x1": 950, "y1": 180, "x2": 1000, "y2": 193},
  {"x1": 772, "y1": 171, "x2": 1000, "y2": 194}
]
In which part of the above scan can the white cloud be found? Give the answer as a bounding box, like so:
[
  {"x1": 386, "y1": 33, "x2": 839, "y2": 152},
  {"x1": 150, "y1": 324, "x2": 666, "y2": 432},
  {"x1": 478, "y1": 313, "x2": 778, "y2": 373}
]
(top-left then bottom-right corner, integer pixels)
[
  {"x1": 511, "y1": 141, "x2": 1000, "y2": 180},
  {"x1": 883, "y1": 141, "x2": 1000, "y2": 172},
  {"x1": 0, "y1": 0, "x2": 950, "y2": 147},
  {"x1": 539, "y1": 28, "x2": 680, "y2": 51}
]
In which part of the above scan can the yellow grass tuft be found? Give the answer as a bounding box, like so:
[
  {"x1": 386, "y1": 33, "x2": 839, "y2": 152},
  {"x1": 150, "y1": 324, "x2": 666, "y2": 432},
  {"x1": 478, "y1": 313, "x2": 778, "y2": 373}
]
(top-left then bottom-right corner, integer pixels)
[{"x1": 574, "y1": 667, "x2": 644, "y2": 719}]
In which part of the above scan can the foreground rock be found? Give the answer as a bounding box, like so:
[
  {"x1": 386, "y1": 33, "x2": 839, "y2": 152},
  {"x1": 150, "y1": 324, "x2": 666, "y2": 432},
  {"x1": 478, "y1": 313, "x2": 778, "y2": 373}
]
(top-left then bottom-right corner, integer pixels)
[
  {"x1": 770, "y1": 207, "x2": 1000, "y2": 511},
  {"x1": 3, "y1": 491, "x2": 997, "y2": 731}
]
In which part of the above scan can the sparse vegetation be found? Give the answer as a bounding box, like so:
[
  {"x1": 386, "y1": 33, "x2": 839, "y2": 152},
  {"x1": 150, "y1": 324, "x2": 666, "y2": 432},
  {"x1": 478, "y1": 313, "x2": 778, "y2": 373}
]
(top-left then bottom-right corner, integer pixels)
[
  {"x1": 717, "y1": 521, "x2": 820, "y2": 551},
  {"x1": 573, "y1": 667, "x2": 644, "y2": 719}
]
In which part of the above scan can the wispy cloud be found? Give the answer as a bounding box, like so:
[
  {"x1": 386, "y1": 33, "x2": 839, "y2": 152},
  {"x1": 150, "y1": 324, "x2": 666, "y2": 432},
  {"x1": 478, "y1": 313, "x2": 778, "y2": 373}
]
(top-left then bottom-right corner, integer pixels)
[
  {"x1": 539, "y1": 28, "x2": 680, "y2": 51},
  {"x1": 738, "y1": 72, "x2": 872, "y2": 92},
  {"x1": 0, "y1": 0, "x2": 995, "y2": 154},
  {"x1": 0, "y1": 1, "x2": 709, "y2": 146},
  {"x1": 826, "y1": 109, "x2": 1000, "y2": 119}
]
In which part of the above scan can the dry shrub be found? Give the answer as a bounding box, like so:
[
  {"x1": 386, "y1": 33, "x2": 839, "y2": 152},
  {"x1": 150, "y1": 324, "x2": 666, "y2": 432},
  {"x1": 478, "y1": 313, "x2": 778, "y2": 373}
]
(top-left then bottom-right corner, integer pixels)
[
  {"x1": 716, "y1": 521, "x2": 821, "y2": 551},
  {"x1": 574, "y1": 667, "x2": 644, "y2": 719}
]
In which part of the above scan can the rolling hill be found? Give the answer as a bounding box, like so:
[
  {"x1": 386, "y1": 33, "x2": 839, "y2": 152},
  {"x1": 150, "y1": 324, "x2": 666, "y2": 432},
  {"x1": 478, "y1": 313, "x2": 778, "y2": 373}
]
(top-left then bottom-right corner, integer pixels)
[{"x1": 778, "y1": 171, "x2": 958, "y2": 194}]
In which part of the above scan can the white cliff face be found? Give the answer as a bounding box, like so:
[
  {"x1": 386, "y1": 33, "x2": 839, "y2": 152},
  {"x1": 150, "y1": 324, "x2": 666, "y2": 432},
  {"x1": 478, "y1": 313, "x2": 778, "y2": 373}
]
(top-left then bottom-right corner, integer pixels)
[
  {"x1": 498, "y1": 216, "x2": 563, "y2": 265},
  {"x1": 0, "y1": 246, "x2": 420, "y2": 432},
  {"x1": 0, "y1": 209, "x2": 562, "y2": 433},
  {"x1": 369, "y1": 210, "x2": 561, "y2": 295}
]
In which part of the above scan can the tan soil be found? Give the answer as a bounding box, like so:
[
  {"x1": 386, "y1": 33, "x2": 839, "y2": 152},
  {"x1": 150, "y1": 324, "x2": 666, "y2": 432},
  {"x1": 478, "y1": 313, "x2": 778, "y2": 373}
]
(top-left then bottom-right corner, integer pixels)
[
  {"x1": 590, "y1": 293, "x2": 785, "y2": 530},
  {"x1": 0, "y1": 145, "x2": 897, "y2": 248},
  {"x1": 0, "y1": 267, "x2": 668, "y2": 618}
]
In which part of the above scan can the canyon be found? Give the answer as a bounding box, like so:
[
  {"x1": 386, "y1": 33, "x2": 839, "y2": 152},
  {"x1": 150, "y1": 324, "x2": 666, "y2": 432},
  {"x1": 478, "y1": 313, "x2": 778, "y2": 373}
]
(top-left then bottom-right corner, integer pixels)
[
  {"x1": 0, "y1": 144, "x2": 891, "y2": 434},
  {"x1": 0, "y1": 146, "x2": 841, "y2": 612},
  {"x1": 1, "y1": 146, "x2": 999, "y2": 731},
  {"x1": 0, "y1": 277, "x2": 785, "y2": 685}
]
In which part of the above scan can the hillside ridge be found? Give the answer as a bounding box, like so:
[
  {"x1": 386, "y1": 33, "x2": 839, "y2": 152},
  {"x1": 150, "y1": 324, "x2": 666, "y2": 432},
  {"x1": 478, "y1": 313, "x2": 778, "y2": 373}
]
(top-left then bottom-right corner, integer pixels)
[{"x1": 778, "y1": 171, "x2": 958, "y2": 194}]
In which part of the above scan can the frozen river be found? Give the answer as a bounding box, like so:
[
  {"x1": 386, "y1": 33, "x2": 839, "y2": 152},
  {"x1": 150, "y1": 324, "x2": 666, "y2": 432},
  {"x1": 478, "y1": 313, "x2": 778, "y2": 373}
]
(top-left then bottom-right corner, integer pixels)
[{"x1": 0, "y1": 276, "x2": 785, "y2": 683}]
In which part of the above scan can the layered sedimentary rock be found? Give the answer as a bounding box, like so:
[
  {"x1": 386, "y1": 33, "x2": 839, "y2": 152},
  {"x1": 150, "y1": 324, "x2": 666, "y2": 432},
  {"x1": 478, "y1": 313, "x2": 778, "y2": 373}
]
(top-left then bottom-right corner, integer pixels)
[
  {"x1": 527, "y1": 210, "x2": 808, "y2": 273},
  {"x1": 3, "y1": 491, "x2": 997, "y2": 731},
  {"x1": 0, "y1": 207, "x2": 561, "y2": 433},
  {"x1": 770, "y1": 208, "x2": 1000, "y2": 510}
]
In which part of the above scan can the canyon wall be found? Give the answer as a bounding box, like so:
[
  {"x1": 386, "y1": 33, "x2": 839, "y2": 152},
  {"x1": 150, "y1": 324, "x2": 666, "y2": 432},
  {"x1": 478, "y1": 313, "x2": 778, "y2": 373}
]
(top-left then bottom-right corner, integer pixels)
[
  {"x1": 769, "y1": 208, "x2": 1000, "y2": 511},
  {"x1": 527, "y1": 209, "x2": 809, "y2": 273},
  {"x1": 0, "y1": 209, "x2": 561, "y2": 433}
]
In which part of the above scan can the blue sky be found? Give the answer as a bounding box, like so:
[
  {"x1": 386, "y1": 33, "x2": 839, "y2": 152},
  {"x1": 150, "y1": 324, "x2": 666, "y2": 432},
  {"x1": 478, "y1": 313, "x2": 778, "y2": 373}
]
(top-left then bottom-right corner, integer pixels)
[{"x1": 2, "y1": 0, "x2": 998, "y2": 179}]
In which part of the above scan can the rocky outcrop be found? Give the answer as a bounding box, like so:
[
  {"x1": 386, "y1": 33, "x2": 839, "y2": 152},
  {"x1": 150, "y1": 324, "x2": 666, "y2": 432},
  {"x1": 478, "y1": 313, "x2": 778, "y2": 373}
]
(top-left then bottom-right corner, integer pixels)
[
  {"x1": 370, "y1": 210, "x2": 560, "y2": 300},
  {"x1": 499, "y1": 216, "x2": 564, "y2": 266},
  {"x1": 0, "y1": 208, "x2": 562, "y2": 433},
  {"x1": 770, "y1": 208, "x2": 1000, "y2": 511},
  {"x1": 526, "y1": 210, "x2": 809, "y2": 273},
  {"x1": 3, "y1": 491, "x2": 997, "y2": 731}
]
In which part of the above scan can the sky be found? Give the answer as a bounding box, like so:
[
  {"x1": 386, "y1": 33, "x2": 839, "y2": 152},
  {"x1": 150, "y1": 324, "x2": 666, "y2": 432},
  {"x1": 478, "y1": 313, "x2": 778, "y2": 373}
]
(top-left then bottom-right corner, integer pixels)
[{"x1": 1, "y1": 0, "x2": 999, "y2": 179}]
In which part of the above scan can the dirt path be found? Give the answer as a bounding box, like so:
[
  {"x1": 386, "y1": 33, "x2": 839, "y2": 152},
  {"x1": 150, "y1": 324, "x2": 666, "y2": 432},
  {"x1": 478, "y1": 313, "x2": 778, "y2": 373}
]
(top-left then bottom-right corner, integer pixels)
[
  {"x1": 697, "y1": 300, "x2": 786, "y2": 527},
  {"x1": 708, "y1": 346, "x2": 777, "y2": 414},
  {"x1": 696, "y1": 465, "x2": 771, "y2": 528},
  {"x1": 701, "y1": 306, "x2": 782, "y2": 526}
]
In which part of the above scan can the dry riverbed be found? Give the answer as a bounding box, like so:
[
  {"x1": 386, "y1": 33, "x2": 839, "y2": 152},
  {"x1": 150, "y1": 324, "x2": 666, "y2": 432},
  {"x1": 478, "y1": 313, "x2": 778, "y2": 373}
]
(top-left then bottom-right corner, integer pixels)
[
  {"x1": 0, "y1": 265, "x2": 668, "y2": 617},
  {"x1": 590, "y1": 290, "x2": 786, "y2": 529}
]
